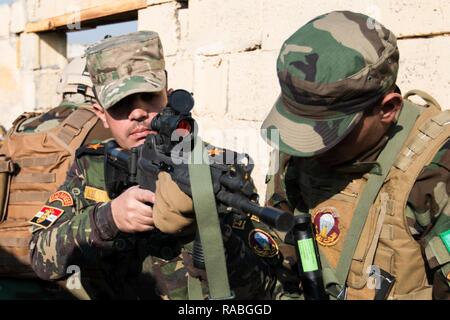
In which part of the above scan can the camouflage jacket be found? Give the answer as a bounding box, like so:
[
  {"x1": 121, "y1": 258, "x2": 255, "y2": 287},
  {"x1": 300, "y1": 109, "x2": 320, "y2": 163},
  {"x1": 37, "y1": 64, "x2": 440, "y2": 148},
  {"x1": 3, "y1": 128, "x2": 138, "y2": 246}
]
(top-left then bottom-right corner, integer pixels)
[
  {"x1": 266, "y1": 136, "x2": 450, "y2": 300},
  {"x1": 29, "y1": 143, "x2": 280, "y2": 300}
]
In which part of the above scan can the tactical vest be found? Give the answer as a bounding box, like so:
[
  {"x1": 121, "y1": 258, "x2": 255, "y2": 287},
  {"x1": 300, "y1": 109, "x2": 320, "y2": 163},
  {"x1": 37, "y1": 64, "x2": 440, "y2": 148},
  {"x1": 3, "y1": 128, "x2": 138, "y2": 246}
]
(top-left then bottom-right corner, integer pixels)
[
  {"x1": 273, "y1": 91, "x2": 450, "y2": 300},
  {"x1": 0, "y1": 104, "x2": 104, "y2": 278}
]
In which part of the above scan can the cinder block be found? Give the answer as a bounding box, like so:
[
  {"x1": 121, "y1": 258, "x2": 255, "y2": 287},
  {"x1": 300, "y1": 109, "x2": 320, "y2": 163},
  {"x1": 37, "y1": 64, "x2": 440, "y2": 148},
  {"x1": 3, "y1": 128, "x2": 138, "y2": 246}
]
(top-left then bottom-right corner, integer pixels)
[
  {"x1": 34, "y1": 69, "x2": 62, "y2": 111},
  {"x1": 165, "y1": 56, "x2": 194, "y2": 92},
  {"x1": 20, "y1": 71, "x2": 37, "y2": 113},
  {"x1": 188, "y1": 0, "x2": 262, "y2": 55},
  {"x1": 67, "y1": 43, "x2": 88, "y2": 59},
  {"x1": 138, "y1": 2, "x2": 181, "y2": 57},
  {"x1": 20, "y1": 32, "x2": 40, "y2": 70},
  {"x1": 10, "y1": 0, "x2": 26, "y2": 34},
  {"x1": 195, "y1": 116, "x2": 271, "y2": 202},
  {"x1": 397, "y1": 36, "x2": 450, "y2": 110},
  {"x1": 177, "y1": 6, "x2": 189, "y2": 49},
  {"x1": 262, "y1": 0, "x2": 450, "y2": 51},
  {"x1": 0, "y1": 5, "x2": 11, "y2": 37},
  {"x1": 34, "y1": 0, "x2": 56, "y2": 21},
  {"x1": 0, "y1": 39, "x2": 23, "y2": 129},
  {"x1": 26, "y1": 0, "x2": 39, "y2": 22},
  {"x1": 192, "y1": 55, "x2": 228, "y2": 117},
  {"x1": 39, "y1": 32, "x2": 67, "y2": 69},
  {"x1": 227, "y1": 50, "x2": 279, "y2": 121}
]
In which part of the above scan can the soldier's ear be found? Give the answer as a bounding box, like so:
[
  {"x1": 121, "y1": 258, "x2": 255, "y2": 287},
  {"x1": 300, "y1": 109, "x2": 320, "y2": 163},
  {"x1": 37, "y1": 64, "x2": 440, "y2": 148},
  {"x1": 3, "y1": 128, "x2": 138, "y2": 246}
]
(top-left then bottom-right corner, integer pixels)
[
  {"x1": 92, "y1": 103, "x2": 109, "y2": 129},
  {"x1": 379, "y1": 92, "x2": 402, "y2": 124}
]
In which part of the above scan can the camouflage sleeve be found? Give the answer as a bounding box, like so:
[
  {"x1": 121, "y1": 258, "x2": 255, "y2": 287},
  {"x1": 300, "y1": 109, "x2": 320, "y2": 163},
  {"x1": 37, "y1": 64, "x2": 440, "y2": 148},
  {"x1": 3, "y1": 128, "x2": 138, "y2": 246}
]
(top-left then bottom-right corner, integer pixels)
[
  {"x1": 29, "y1": 158, "x2": 120, "y2": 281},
  {"x1": 219, "y1": 214, "x2": 282, "y2": 299},
  {"x1": 265, "y1": 150, "x2": 294, "y2": 212},
  {"x1": 407, "y1": 140, "x2": 450, "y2": 299}
]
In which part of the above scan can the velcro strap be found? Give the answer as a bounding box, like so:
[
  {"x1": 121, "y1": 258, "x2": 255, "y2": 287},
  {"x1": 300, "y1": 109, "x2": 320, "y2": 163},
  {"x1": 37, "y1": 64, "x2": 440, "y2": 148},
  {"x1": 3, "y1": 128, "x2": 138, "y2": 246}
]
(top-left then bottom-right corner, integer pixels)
[
  {"x1": 9, "y1": 191, "x2": 51, "y2": 203},
  {"x1": 394, "y1": 110, "x2": 450, "y2": 171},
  {"x1": 408, "y1": 133, "x2": 431, "y2": 155},
  {"x1": 15, "y1": 154, "x2": 59, "y2": 168},
  {"x1": 0, "y1": 158, "x2": 14, "y2": 173},
  {"x1": 58, "y1": 108, "x2": 96, "y2": 145},
  {"x1": 13, "y1": 173, "x2": 55, "y2": 184},
  {"x1": 419, "y1": 120, "x2": 445, "y2": 139},
  {"x1": 379, "y1": 225, "x2": 394, "y2": 241},
  {"x1": 432, "y1": 110, "x2": 450, "y2": 126}
]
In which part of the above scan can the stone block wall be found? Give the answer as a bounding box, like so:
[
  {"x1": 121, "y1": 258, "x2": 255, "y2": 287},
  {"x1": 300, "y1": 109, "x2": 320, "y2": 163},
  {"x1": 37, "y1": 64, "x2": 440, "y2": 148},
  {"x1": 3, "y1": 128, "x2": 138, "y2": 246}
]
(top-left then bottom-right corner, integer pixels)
[{"x1": 0, "y1": 0, "x2": 449, "y2": 197}]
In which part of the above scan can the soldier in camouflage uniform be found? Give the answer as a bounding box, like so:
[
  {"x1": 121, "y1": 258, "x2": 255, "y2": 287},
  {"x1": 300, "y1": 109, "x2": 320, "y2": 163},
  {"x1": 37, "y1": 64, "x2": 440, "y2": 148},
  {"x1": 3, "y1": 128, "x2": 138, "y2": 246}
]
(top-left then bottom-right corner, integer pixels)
[
  {"x1": 0, "y1": 56, "x2": 110, "y2": 300},
  {"x1": 29, "y1": 31, "x2": 281, "y2": 299},
  {"x1": 16, "y1": 56, "x2": 110, "y2": 143},
  {"x1": 263, "y1": 11, "x2": 449, "y2": 299}
]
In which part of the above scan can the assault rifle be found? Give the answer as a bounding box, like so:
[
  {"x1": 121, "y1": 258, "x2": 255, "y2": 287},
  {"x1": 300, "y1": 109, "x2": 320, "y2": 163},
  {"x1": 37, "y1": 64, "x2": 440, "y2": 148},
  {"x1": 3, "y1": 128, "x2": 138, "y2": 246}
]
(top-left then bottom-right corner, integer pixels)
[
  {"x1": 104, "y1": 89, "x2": 329, "y2": 300},
  {"x1": 104, "y1": 89, "x2": 293, "y2": 232}
]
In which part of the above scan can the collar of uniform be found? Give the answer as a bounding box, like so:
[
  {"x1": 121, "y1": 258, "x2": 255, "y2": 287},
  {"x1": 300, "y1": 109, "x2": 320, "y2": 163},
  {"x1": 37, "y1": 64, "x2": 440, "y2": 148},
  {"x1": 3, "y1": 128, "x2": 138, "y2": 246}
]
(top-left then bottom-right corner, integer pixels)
[{"x1": 332, "y1": 133, "x2": 391, "y2": 175}]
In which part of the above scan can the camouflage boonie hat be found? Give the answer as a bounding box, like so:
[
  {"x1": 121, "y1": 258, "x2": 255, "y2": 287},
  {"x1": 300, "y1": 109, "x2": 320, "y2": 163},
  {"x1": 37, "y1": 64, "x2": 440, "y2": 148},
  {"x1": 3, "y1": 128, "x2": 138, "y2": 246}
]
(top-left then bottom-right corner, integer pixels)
[
  {"x1": 85, "y1": 31, "x2": 166, "y2": 109},
  {"x1": 261, "y1": 11, "x2": 399, "y2": 157}
]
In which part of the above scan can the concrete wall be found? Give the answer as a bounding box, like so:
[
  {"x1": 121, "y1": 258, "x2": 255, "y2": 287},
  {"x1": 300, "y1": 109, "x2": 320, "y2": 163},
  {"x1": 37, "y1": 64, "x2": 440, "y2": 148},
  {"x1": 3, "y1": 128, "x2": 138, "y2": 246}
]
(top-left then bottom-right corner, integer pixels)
[{"x1": 0, "y1": 0, "x2": 449, "y2": 197}]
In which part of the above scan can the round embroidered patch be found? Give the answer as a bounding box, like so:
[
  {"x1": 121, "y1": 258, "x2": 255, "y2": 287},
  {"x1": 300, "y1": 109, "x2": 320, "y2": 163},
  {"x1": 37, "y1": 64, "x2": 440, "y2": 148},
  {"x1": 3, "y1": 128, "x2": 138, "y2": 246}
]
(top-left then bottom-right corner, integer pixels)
[
  {"x1": 248, "y1": 229, "x2": 279, "y2": 258},
  {"x1": 312, "y1": 207, "x2": 341, "y2": 246}
]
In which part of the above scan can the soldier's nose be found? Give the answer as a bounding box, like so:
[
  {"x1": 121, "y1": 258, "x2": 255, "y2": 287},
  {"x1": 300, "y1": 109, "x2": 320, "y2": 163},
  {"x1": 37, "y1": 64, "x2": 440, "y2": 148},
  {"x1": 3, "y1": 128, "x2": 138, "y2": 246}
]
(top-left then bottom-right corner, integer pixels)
[{"x1": 129, "y1": 108, "x2": 149, "y2": 123}]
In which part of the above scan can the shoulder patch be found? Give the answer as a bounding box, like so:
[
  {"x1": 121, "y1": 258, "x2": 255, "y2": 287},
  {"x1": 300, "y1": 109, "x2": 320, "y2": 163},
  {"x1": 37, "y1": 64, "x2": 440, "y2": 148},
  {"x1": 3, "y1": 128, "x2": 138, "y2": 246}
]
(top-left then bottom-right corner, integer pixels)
[
  {"x1": 248, "y1": 229, "x2": 279, "y2": 258},
  {"x1": 76, "y1": 143, "x2": 105, "y2": 158},
  {"x1": 231, "y1": 216, "x2": 247, "y2": 230},
  {"x1": 312, "y1": 207, "x2": 341, "y2": 247},
  {"x1": 49, "y1": 190, "x2": 74, "y2": 207},
  {"x1": 29, "y1": 205, "x2": 64, "y2": 229}
]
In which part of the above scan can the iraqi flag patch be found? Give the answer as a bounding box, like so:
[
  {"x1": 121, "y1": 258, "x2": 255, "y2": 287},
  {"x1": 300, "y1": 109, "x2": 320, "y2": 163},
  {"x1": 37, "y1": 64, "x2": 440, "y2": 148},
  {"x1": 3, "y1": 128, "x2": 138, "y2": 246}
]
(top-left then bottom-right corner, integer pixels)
[{"x1": 29, "y1": 205, "x2": 64, "y2": 229}]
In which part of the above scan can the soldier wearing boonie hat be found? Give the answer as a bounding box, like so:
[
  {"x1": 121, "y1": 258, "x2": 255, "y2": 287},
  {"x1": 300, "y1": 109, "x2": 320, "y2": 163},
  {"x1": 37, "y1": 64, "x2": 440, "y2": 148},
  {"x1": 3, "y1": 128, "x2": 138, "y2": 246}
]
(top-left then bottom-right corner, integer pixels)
[
  {"x1": 262, "y1": 11, "x2": 399, "y2": 157},
  {"x1": 263, "y1": 11, "x2": 450, "y2": 300}
]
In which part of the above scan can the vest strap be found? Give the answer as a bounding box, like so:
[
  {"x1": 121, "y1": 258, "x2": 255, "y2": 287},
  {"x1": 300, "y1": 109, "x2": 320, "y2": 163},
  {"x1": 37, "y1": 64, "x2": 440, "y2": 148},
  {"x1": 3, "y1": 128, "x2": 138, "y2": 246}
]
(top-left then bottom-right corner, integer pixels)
[
  {"x1": 324, "y1": 102, "x2": 421, "y2": 298},
  {"x1": 58, "y1": 108, "x2": 97, "y2": 146},
  {"x1": 394, "y1": 109, "x2": 450, "y2": 171},
  {"x1": 15, "y1": 154, "x2": 59, "y2": 168},
  {"x1": 188, "y1": 137, "x2": 233, "y2": 300},
  {"x1": 9, "y1": 191, "x2": 51, "y2": 203},
  {"x1": 13, "y1": 173, "x2": 55, "y2": 184}
]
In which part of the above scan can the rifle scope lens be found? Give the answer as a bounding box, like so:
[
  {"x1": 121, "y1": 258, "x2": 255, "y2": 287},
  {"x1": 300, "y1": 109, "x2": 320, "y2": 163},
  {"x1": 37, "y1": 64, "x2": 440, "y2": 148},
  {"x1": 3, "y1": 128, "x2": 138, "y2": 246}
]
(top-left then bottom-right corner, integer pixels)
[{"x1": 174, "y1": 119, "x2": 192, "y2": 137}]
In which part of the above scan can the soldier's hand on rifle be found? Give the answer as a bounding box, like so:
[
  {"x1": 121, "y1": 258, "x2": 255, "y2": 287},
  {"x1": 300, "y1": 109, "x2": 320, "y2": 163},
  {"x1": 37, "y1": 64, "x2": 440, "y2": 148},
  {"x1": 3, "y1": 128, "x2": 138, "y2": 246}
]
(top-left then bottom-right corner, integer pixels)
[
  {"x1": 110, "y1": 185, "x2": 156, "y2": 233},
  {"x1": 153, "y1": 172, "x2": 195, "y2": 234}
]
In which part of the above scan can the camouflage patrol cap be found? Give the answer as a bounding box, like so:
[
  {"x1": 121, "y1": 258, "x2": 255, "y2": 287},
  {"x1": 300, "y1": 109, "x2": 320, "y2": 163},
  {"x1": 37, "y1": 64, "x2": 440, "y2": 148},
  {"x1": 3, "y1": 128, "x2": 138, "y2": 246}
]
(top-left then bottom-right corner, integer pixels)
[
  {"x1": 85, "y1": 31, "x2": 166, "y2": 109},
  {"x1": 261, "y1": 11, "x2": 399, "y2": 157}
]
